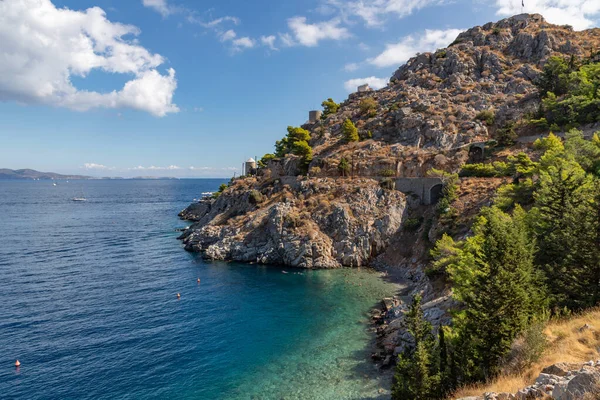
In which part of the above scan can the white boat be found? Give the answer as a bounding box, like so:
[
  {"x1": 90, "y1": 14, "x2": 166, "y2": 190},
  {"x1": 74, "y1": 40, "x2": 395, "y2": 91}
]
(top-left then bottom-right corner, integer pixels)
[
  {"x1": 53, "y1": 182, "x2": 57, "y2": 186},
  {"x1": 72, "y1": 197, "x2": 86, "y2": 202}
]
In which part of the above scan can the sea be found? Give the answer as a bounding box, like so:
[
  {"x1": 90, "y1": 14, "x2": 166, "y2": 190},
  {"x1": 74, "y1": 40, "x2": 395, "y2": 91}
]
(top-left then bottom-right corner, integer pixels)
[{"x1": 0, "y1": 179, "x2": 398, "y2": 399}]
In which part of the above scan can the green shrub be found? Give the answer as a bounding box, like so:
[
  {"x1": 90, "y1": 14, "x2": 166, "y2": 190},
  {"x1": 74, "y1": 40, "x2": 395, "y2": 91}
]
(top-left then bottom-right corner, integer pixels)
[
  {"x1": 497, "y1": 122, "x2": 517, "y2": 146},
  {"x1": 248, "y1": 190, "x2": 264, "y2": 205},
  {"x1": 321, "y1": 98, "x2": 340, "y2": 119},
  {"x1": 338, "y1": 157, "x2": 350, "y2": 176},
  {"x1": 475, "y1": 109, "x2": 495, "y2": 126},
  {"x1": 404, "y1": 217, "x2": 424, "y2": 232},
  {"x1": 359, "y1": 97, "x2": 377, "y2": 115},
  {"x1": 379, "y1": 168, "x2": 396, "y2": 177},
  {"x1": 360, "y1": 130, "x2": 373, "y2": 141},
  {"x1": 258, "y1": 153, "x2": 276, "y2": 168},
  {"x1": 342, "y1": 119, "x2": 359, "y2": 142}
]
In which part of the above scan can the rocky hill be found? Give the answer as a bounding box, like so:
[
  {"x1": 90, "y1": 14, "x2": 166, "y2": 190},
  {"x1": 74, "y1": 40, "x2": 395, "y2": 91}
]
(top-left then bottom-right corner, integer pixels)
[
  {"x1": 0, "y1": 168, "x2": 91, "y2": 180},
  {"x1": 179, "y1": 13, "x2": 600, "y2": 270}
]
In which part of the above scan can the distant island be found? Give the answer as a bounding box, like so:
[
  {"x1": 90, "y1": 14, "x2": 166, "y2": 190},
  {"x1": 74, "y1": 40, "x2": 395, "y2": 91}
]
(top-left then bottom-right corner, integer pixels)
[
  {"x1": 0, "y1": 169, "x2": 184, "y2": 180},
  {"x1": 0, "y1": 168, "x2": 92, "y2": 180}
]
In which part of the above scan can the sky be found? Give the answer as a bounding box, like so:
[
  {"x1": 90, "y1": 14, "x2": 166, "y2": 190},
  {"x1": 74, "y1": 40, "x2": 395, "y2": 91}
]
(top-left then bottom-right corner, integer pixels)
[{"x1": 0, "y1": 0, "x2": 599, "y2": 178}]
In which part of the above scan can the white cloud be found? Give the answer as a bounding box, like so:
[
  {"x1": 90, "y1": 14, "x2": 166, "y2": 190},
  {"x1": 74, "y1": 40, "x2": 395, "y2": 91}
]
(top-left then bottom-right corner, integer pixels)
[
  {"x1": 0, "y1": 0, "x2": 179, "y2": 117},
  {"x1": 132, "y1": 165, "x2": 182, "y2": 170},
  {"x1": 232, "y1": 37, "x2": 255, "y2": 50},
  {"x1": 196, "y1": 16, "x2": 240, "y2": 28},
  {"x1": 287, "y1": 17, "x2": 350, "y2": 47},
  {"x1": 344, "y1": 76, "x2": 388, "y2": 92},
  {"x1": 220, "y1": 29, "x2": 237, "y2": 42},
  {"x1": 344, "y1": 62, "x2": 360, "y2": 72},
  {"x1": 494, "y1": 0, "x2": 600, "y2": 30},
  {"x1": 261, "y1": 35, "x2": 278, "y2": 50},
  {"x1": 279, "y1": 33, "x2": 296, "y2": 47},
  {"x1": 369, "y1": 28, "x2": 463, "y2": 68},
  {"x1": 142, "y1": 0, "x2": 172, "y2": 16},
  {"x1": 327, "y1": 0, "x2": 447, "y2": 27},
  {"x1": 193, "y1": 107, "x2": 204, "y2": 112},
  {"x1": 218, "y1": 29, "x2": 255, "y2": 51},
  {"x1": 84, "y1": 163, "x2": 111, "y2": 170}
]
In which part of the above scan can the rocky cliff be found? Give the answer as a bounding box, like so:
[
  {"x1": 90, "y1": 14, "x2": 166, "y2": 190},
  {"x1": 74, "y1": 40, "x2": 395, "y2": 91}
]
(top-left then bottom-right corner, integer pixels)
[{"x1": 180, "y1": 14, "x2": 600, "y2": 271}]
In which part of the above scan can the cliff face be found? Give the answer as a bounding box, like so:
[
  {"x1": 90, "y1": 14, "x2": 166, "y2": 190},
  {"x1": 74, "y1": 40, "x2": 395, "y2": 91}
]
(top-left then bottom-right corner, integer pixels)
[
  {"x1": 179, "y1": 177, "x2": 406, "y2": 268},
  {"x1": 179, "y1": 14, "x2": 600, "y2": 269}
]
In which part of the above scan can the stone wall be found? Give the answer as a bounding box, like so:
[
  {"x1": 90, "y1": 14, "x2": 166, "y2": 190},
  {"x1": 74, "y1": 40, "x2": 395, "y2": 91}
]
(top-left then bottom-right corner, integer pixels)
[{"x1": 395, "y1": 178, "x2": 443, "y2": 205}]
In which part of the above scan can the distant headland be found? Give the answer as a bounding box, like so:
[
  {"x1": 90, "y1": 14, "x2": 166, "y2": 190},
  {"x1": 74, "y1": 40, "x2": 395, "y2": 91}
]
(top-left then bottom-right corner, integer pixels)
[{"x1": 0, "y1": 168, "x2": 181, "y2": 180}]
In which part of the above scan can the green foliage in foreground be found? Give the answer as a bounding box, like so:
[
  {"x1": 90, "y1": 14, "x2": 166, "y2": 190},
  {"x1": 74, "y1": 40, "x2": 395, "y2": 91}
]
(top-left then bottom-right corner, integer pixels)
[
  {"x1": 395, "y1": 130, "x2": 600, "y2": 397},
  {"x1": 535, "y1": 56, "x2": 600, "y2": 128}
]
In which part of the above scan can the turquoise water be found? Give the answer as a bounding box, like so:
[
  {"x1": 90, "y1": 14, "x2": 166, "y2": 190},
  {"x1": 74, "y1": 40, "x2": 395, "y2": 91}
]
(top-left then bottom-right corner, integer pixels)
[{"x1": 0, "y1": 180, "x2": 397, "y2": 399}]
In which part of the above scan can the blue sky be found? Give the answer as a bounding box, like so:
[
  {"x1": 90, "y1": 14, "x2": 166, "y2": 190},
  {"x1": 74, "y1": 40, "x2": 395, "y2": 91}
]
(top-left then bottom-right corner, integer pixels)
[{"x1": 0, "y1": 0, "x2": 599, "y2": 177}]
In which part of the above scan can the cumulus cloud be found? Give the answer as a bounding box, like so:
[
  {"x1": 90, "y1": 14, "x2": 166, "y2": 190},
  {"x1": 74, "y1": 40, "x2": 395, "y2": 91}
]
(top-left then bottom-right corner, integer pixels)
[
  {"x1": 494, "y1": 0, "x2": 600, "y2": 30},
  {"x1": 369, "y1": 28, "x2": 463, "y2": 68},
  {"x1": 327, "y1": 0, "x2": 448, "y2": 27},
  {"x1": 217, "y1": 29, "x2": 255, "y2": 51},
  {"x1": 344, "y1": 77, "x2": 388, "y2": 92},
  {"x1": 84, "y1": 163, "x2": 111, "y2": 170},
  {"x1": 142, "y1": 0, "x2": 172, "y2": 16},
  {"x1": 261, "y1": 35, "x2": 278, "y2": 50},
  {"x1": 0, "y1": 0, "x2": 179, "y2": 117},
  {"x1": 287, "y1": 17, "x2": 350, "y2": 47}
]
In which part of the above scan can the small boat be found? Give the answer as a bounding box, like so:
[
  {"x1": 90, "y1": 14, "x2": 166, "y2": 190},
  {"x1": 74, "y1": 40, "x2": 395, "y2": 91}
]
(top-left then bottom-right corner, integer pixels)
[
  {"x1": 72, "y1": 197, "x2": 87, "y2": 202},
  {"x1": 53, "y1": 182, "x2": 57, "y2": 186},
  {"x1": 282, "y1": 271, "x2": 289, "y2": 274}
]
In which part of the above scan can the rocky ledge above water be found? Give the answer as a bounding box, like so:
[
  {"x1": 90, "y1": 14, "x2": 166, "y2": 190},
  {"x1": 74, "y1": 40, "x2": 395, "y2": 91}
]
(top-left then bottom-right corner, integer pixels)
[{"x1": 179, "y1": 177, "x2": 407, "y2": 269}]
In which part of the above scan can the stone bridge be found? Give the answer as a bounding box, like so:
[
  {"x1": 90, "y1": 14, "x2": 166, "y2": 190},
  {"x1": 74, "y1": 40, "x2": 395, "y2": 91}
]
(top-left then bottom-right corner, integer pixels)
[{"x1": 395, "y1": 177, "x2": 444, "y2": 205}]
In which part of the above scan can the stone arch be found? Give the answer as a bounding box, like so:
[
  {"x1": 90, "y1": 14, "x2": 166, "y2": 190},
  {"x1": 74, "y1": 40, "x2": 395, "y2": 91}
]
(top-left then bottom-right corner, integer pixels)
[{"x1": 429, "y1": 184, "x2": 444, "y2": 204}]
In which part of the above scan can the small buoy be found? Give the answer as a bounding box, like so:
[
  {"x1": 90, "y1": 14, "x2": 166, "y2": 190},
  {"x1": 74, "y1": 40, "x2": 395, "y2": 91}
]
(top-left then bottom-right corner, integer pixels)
[
  {"x1": 15, "y1": 360, "x2": 20, "y2": 367},
  {"x1": 197, "y1": 278, "x2": 200, "y2": 284},
  {"x1": 177, "y1": 293, "x2": 181, "y2": 299}
]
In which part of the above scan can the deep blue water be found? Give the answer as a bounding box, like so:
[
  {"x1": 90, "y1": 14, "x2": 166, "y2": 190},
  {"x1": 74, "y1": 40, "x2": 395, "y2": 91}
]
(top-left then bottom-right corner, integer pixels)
[{"x1": 0, "y1": 179, "x2": 396, "y2": 399}]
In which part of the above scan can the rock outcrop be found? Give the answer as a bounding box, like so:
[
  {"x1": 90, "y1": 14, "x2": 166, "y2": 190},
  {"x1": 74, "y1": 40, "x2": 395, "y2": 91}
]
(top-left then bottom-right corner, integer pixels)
[
  {"x1": 458, "y1": 361, "x2": 600, "y2": 400},
  {"x1": 179, "y1": 178, "x2": 406, "y2": 268}
]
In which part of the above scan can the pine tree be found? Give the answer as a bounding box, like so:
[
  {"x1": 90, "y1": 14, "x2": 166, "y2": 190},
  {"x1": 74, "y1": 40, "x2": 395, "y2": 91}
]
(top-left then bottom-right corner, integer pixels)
[
  {"x1": 342, "y1": 119, "x2": 359, "y2": 142},
  {"x1": 531, "y1": 159, "x2": 595, "y2": 309},
  {"x1": 449, "y1": 206, "x2": 546, "y2": 380},
  {"x1": 392, "y1": 295, "x2": 441, "y2": 400}
]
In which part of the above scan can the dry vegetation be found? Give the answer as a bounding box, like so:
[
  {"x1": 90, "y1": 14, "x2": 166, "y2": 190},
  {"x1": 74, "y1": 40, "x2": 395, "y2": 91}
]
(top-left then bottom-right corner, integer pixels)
[{"x1": 451, "y1": 309, "x2": 600, "y2": 399}]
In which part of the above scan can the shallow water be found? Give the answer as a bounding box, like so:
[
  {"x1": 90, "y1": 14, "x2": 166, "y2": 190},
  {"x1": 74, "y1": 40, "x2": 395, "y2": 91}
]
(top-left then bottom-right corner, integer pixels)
[{"x1": 0, "y1": 179, "x2": 397, "y2": 399}]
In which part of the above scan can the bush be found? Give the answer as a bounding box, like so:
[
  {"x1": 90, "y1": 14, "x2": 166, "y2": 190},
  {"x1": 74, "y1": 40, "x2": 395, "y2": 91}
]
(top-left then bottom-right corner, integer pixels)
[
  {"x1": 321, "y1": 98, "x2": 340, "y2": 118},
  {"x1": 380, "y1": 178, "x2": 395, "y2": 190},
  {"x1": 248, "y1": 190, "x2": 264, "y2": 205},
  {"x1": 258, "y1": 153, "x2": 276, "y2": 168},
  {"x1": 497, "y1": 122, "x2": 517, "y2": 146},
  {"x1": 475, "y1": 109, "x2": 495, "y2": 126},
  {"x1": 342, "y1": 119, "x2": 359, "y2": 142},
  {"x1": 309, "y1": 166, "x2": 321, "y2": 176},
  {"x1": 338, "y1": 157, "x2": 350, "y2": 176},
  {"x1": 502, "y1": 320, "x2": 547, "y2": 374},
  {"x1": 360, "y1": 130, "x2": 373, "y2": 141},
  {"x1": 379, "y1": 168, "x2": 396, "y2": 177},
  {"x1": 404, "y1": 217, "x2": 424, "y2": 232},
  {"x1": 359, "y1": 97, "x2": 377, "y2": 115}
]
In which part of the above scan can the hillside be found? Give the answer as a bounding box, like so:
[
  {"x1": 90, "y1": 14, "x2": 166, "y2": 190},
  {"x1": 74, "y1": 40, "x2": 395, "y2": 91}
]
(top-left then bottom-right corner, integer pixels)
[
  {"x1": 0, "y1": 168, "x2": 91, "y2": 180},
  {"x1": 179, "y1": 13, "x2": 600, "y2": 398},
  {"x1": 179, "y1": 13, "x2": 600, "y2": 268}
]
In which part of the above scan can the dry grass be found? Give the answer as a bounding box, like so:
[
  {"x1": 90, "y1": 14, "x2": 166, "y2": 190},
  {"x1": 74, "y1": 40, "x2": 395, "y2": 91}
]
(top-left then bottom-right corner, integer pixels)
[{"x1": 451, "y1": 308, "x2": 600, "y2": 399}]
